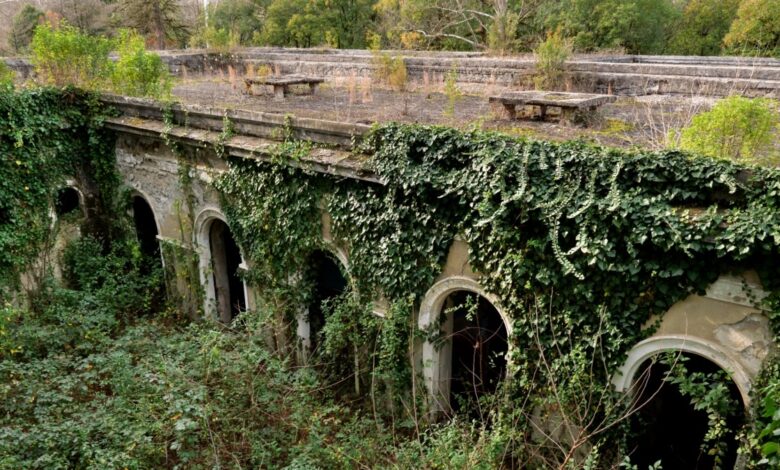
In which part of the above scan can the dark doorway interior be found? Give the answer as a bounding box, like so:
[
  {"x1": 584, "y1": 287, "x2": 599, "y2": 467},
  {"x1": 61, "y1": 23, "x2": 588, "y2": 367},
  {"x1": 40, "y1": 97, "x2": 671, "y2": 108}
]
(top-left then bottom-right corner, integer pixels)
[
  {"x1": 446, "y1": 291, "x2": 508, "y2": 412},
  {"x1": 132, "y1": 196, "x2": 161, "y2": 270},
  {"x1": 628, "y1": 353, "x2": 745, "y2": 469},
  {"x1": 306, "y1": 250, "x2": 348, "y2": 351},
  {"x1": 209, "y1": 219, "x2": 246, "y2": 322},
  {"x1": 55, "y1": 187, "x2": 81, "y2": 216}
]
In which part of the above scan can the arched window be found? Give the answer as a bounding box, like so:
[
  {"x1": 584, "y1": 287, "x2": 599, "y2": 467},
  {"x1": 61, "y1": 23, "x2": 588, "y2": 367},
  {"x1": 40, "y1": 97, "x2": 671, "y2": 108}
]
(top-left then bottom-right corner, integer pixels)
[
  {"x1": 627, "y1": 352, "x2": 746, "y2": 469},
  {"x1": 131, "y1": 196, "x2": 161, "y2": 269},
  {"x1": 304, "y1": 249, "x2": 348, "y2": 353},
  {"x1": 441, "y1": 290, "x2": 508, "y2": 413},
  {"x1": 209, "y1": 219, "x2": 246, "y2": 323},
  {"x1": 419, "y1": 277, "x2": 512, "y2": 415}
]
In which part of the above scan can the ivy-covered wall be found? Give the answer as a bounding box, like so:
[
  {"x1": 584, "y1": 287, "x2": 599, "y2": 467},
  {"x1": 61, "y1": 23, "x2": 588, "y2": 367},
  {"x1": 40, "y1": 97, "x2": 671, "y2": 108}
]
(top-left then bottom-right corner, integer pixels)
[
  {"x1": 0, "y1": 85, "x2": 116, "y2": 301},
  {"x1": 112, "y1": 105, "x2": 780, "y2": 466}
]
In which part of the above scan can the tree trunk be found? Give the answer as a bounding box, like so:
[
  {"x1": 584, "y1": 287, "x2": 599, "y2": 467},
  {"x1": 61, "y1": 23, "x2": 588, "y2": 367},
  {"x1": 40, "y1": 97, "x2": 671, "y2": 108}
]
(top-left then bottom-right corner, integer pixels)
[{"x1": 153, "y1": 1, "x2": 166, "y2": 50}]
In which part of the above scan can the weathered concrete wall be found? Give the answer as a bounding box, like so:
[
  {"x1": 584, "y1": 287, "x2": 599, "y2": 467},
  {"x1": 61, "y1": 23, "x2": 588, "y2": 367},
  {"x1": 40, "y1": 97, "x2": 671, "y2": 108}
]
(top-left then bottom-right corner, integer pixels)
[
  {"x1": 106, "y1": 95, "x2": 775, "y2": 413},
  {"x1": 6, "y1": 48, "x2": 780, "y2": 97}
]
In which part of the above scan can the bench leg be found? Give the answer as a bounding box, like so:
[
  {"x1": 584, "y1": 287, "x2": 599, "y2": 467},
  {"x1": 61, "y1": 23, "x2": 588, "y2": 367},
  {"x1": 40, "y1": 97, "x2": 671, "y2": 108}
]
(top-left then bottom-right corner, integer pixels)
[
  {"x1": 538, "y1": 105, "x2": 548, "y2": 121},
  {"x1": 309, "y1": 82, "x2": 319, "y2": 95},
  {"x1": 273, "y1": 85, "x2": 286, "y2": 101},
  {"x1": 245, "y1": 82, "x2": 253, "y2": 96}
]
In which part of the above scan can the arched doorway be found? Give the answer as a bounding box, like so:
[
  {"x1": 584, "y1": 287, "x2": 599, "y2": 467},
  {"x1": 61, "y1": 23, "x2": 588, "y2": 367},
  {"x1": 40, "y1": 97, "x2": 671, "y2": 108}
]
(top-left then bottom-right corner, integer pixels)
[
  {"x1": 208, "y1": 219, "x2": 246, "y2": 323},
  {"x1": 55, "y1": 187, "x2": 81, "y2": 217},
  {"x1": 627, "y1": 353, "x2": 746, "y2": 469},
  {"x1": 131, "y1": 196, "x2": 161, "y2": 273},
  {"x1": 442, "y1": 290, "x2": 508, "y2": 413},
  {"x1": 304, "y1": 249, "x2": 348, "y2": 353}
]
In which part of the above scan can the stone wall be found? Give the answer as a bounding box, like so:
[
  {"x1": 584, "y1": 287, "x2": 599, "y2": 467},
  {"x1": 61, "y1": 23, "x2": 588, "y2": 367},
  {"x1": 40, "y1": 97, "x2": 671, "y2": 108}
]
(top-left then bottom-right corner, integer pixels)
[{"x1": 6, "y1": 48, "x2": 780, "y2": 97}]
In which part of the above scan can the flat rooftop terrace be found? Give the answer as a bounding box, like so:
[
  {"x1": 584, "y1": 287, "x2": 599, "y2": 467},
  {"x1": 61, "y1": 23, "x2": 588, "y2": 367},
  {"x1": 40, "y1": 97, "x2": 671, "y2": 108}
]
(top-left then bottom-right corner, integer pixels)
[{"x1": 171, "y1": 73, "x2": 723, "y2": 151}]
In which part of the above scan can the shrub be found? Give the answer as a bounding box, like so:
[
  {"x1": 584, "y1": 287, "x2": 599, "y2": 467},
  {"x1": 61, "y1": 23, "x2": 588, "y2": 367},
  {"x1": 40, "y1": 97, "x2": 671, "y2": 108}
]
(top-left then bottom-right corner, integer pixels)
[
  {"x1": 31, "y1": 22, "x2": 113, "y2": 89},
  {"x1": 678, "y1": 96, "x2": 779, "y2": 163},
  {"x1": 111, "y1": 30, "x2": 172, "y2": 99},
  {"x1": 0, "y1": 62, "x2": 13, "y2": 87},
  {"x1": 369, "y1": 32, "x2": 407, "y2": 91},
  {"x1": 443, "y1": 65, "x2": 463, "y2": 118},
  {"x1": 534, "y1": 29, "x2": 572, "y2": 90}
]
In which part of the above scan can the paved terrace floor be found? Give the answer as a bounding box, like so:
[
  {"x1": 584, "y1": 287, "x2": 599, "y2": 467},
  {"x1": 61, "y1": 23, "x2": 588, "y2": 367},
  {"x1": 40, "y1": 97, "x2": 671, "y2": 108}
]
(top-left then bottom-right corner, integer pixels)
[{"x1": 172, "y1": 74, "x2": 728, "y2": 152}]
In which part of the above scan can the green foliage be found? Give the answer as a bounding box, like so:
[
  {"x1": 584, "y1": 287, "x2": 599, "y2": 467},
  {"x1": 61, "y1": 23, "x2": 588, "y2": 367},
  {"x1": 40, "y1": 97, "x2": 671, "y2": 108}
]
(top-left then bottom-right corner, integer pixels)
[
  {"x1": 118, "y1": 0, "x2": 189, "y2": 49},
  {"x1": 534, "y1": 28, "x2": 572, "y2": 90},
  {"x1": 662, "y1": 354, "x2": 741, "y2": 467},
  {"x1": 0, "y1": 87, "x2": 114, "y2": 294},
  {"x1": 371, "y1": 49, "x2": 408, "y2": 91},
  {"x1": 207, "y1": 0, "x2": 267, "y2": 46},
  {"x1": 31, "y1": 23, "x2": 172, "y2": 98},
  {"x1": 260, "y1": 0, "x2": 373, "y2": 48},
  {"x1": 0, "y1": 62, "x2": 13, "y2": 86},
  {"x1": 724, "y1": 0, "x2": 780, "y2": 57},
  {"x1": 678, "y1": 96, "x2": 779, "y2": 163},
  {"x1": 111, "y1": 30, "x2": 172, "y2": 99},
  {"x1": 667, "y1": 0, "x2": 739, "y2": 56},
  {"x1": 749, "y1": 358, "x2": 780, "y2": 467},
  {"x1": 549, "y1": 0, "x2": 680, "y2": 54},
  {"x1": 31, "y1": 22, "x2": 113, "y2": 89},
  {"x1": 443, "y1": 65, "x2": 462, "y2": 118}
]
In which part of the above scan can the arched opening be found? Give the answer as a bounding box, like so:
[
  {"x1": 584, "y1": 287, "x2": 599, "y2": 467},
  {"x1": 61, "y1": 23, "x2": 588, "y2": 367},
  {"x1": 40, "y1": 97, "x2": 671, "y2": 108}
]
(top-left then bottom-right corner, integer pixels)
[
  {"x1": 131, "y1": 196, "x2": 161, "y2": 272},
  {"x1": 55, "y1": 187, "x2": 81, "y2": 216},
  {"x1": 627, "y1": 353, "x2": 746, "y2": 469},
  {"x1": 305, "y1": 249, "x2": 348, "y2": 352},
  {"x1": 442, "y1": 290, "x2": 508, "y2": 413},
  {"x1": 208, "y1": 219, "x2": 246, "y2": 323}
]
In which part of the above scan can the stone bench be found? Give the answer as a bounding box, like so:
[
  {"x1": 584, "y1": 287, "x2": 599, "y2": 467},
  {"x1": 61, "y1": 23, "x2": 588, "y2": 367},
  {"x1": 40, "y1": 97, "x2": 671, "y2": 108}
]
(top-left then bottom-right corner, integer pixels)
[
  {"x1": 489, "y1": 91, "x2": 617, "y2": 125},
  {"x1": 244, "y1": 75, "x2": 325, "y2": 100}
]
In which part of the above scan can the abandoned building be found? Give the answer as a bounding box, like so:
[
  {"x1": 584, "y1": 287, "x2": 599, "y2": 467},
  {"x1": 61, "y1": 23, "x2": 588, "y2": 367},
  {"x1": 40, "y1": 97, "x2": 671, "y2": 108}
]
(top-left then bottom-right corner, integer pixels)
[{"x1": 17, "y1": 49, "x2": 780, "y2": 467}]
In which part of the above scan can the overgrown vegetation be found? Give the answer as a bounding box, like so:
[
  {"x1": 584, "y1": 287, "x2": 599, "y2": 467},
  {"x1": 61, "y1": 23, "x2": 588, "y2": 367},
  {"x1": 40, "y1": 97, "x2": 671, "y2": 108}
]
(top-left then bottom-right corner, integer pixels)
[
  {"x1": 534, "y1": 28, "x2": 572, "y2": 90},
  {"x1": 3, "y1": 80, "x2": 780, "y2": 467},
  {"x1": 3, "y1": 0, "x2": 780, "y2": 57},
  {"x1": 31, "y1": 22, "x2": 172, "y2": 98},
  {"x1": 679, "y1": 95, "x2": 779, "y2": 164}
]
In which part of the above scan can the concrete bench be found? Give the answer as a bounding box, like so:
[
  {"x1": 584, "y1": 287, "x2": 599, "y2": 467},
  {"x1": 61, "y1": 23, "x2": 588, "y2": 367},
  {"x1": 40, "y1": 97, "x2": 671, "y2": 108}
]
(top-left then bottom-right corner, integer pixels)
[
  {"x1": 489, "y1": 91, "x2": 617, "y2": 124},
  {"x1": 244, "y1": 75, "x2": 325, "y2": 100}
]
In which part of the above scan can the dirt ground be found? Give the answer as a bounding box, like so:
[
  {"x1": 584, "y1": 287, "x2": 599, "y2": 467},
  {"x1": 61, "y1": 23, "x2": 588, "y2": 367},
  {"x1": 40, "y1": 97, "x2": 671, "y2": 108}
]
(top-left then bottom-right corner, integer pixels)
[{"x1": 172, "y1": 75, "x2": 720, "y2": 151}]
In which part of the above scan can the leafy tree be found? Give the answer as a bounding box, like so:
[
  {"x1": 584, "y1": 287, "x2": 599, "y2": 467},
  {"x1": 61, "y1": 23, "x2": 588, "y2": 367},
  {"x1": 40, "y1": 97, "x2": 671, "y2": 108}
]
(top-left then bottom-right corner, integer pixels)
[
  {"x1": 119, "y1": 0, "x2": 189, "y2": 49},
  {"x1": 667, "y1": 0, "x2": 739, "y2": 56},
  {"x1": 261, "y1": 0, "x2": 324, "y2": 47},
  {"x1": 209, "y1": 0, "x2": 268, "y2": 45},
  {"x1": 548, "y1": 0, "x2": 680, "y2": 54},
  {"x1": 723, "y1": 0, "x2": 780, "y2": 57},
  {"x1": 9, "y1": 4, "x2": 44, "y2": 54},
  {"x1": 260, "y1": 0, "x2": 374, "y2": 48}
]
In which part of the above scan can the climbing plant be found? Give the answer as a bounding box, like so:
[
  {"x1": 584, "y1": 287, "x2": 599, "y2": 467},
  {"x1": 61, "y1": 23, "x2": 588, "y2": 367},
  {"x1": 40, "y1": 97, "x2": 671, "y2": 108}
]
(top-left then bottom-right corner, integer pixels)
[
  {"x1": 215, "y1": 121, "x2": 780, "y2": 465},
  {"x1": 0, "y1": 86, "x2": 117, "y2": 297}
]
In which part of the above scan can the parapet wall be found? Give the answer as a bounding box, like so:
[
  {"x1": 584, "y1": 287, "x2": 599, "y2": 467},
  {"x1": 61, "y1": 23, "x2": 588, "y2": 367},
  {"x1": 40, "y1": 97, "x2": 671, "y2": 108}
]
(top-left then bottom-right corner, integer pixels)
[
  {"x1": 162, "y1": 48, "x2": 780, "y2": 98},
  {"x1": 5, "y1": 48, "x2": 780, "y2": 98}
]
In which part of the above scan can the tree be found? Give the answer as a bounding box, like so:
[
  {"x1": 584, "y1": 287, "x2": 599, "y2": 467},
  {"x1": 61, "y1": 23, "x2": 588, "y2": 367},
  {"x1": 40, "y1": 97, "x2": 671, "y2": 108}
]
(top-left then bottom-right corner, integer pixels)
[
  {"x1": 9, "y1": 5, "x2": 44, "y2": 54},
  {"x1": 261, "y1": 0, "x2": 324, "y2": 47},
  {"x1": 375, "y1": 0, "x2": 545, "y2": 52},
  {"x1": 52, "y1": 0, "x2": 115, "y2": 35},
  {"x1": 119, "y1": 0, "x2": 189, "y2": 49},
  {"x1": 209, "y1": 0, "x2": 267, "y2": 45},
  {"x1": 547, "y1": 0, "x2": 680, "y2": 54},
  {"x1": 667, "y1": 0, "x2": 739, "y2": 56},
  {"x1": 723, "y1": 0, "x2": 780, "y2": 57},
  {"x1": 259, "y1": 0, "x2": 374, "y2": 49}
]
